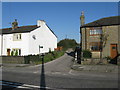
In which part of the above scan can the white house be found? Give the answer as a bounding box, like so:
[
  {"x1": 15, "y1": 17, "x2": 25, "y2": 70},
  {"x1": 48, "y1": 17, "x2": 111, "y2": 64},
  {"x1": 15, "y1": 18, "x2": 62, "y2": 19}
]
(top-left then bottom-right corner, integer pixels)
[{"x1": 0, "y1": 20, "x2": 57, "y2": 56}]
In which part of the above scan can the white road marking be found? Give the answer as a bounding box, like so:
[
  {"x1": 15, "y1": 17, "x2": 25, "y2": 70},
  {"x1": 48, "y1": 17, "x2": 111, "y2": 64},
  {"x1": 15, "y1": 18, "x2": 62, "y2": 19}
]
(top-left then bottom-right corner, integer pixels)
[
  {"x1": 1, "y1": 81, "x2": 50, "y2": 89},
  {"x1": 33, "y1": 71, "x2": 38, "y2": 73},
  {"x1": 68, "y1": 70, "x2": 76, "y2": 75}
]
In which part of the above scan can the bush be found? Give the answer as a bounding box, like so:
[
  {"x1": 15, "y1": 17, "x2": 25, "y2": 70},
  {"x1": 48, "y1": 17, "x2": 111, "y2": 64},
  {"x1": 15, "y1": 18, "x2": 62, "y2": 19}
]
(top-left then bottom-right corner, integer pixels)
[
  {"x1": 24, "y1": 56, "x2": 30, "y2": 64},
  {"x1": 104, "y1": 56, "x2": 111, "y2": 60},
  {"x1": 11, "y1": 51, "x2": 14, "y2": 56},
  {"x1": 24, "y1": 50, "x2": 65, "y2": 64},
  {"x1": 15, "y1": 50, "x2": 18, "y2": 56},
  {"x1": 82, "y1": 50, "x2": 92, "y2": 58}
]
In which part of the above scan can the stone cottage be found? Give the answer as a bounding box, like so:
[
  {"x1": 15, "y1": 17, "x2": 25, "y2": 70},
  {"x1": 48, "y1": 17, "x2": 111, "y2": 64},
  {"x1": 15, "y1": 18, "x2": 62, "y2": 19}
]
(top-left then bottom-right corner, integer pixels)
[{"x1": 80, "y1": 12, "x2": 120, "y2": 59}]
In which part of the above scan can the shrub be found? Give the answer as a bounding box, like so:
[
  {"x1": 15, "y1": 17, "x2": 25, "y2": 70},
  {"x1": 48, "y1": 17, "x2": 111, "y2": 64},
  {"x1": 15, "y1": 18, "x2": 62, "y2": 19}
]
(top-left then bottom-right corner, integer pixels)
[
  {"x1": 11, "y1": 51, "x2": 14, "y2": 56},
  {"x1": 24, "y1": 50, "x2": 65, "y2": 64},
  {"x1": 24, "y1": 56, "x2": 30, "y2": 64},
  {"x1": 15, "y1": 50, "x2": 18, "y2": 56},
  {"x1": 82, "y1": 50, "x2": 92, "y2": 58},
  {"x1": 104, "y1": 56, "x2": 111, "y2": 60}
]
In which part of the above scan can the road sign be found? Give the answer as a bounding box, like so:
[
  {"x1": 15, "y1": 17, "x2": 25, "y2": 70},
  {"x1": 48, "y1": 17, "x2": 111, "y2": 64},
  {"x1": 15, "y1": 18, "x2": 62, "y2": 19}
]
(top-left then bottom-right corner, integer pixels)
[{"x1": 39, "y1": 45, "x2": 43, "y2": 48}]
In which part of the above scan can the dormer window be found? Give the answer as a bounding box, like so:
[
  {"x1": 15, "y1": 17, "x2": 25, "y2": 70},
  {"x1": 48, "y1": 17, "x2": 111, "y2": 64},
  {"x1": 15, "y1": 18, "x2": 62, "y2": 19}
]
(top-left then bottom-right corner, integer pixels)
[{"x1": 13, "y1": 33, "x2": 22, "y2": 41}]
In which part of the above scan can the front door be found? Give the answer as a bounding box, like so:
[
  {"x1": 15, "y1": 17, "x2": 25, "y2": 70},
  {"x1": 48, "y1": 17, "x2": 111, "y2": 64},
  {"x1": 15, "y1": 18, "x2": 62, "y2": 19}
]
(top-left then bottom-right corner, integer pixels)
[
  {"x1": 7, "y1": 49, "x2": 11, "y2": 56},
  {"x1": 110, "y1": 44, "x2": 118, "y2": 59}
]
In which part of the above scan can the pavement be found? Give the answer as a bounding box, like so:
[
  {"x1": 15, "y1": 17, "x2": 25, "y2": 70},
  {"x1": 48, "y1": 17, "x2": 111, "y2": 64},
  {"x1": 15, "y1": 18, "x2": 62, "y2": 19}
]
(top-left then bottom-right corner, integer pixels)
[
  {"x1": 1, "y1": 50, "x2": 119, "y2": 73},
  {"x1": 1, "y1": 64, "x2": 31, "y2": 67},
  {"x1": 71, "y1": 60, "x2": 118, "y2": 73}
]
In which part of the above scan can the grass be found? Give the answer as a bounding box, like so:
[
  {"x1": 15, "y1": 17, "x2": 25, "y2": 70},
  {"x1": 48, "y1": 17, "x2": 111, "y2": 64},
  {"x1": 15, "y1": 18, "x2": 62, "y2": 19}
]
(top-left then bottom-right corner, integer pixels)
[
  {"x1": 29, "y1": 51, "x2": 65, "y2": 64},
  {"x1": 2, "y1": 50, "x2": 65, "y2": 65}
]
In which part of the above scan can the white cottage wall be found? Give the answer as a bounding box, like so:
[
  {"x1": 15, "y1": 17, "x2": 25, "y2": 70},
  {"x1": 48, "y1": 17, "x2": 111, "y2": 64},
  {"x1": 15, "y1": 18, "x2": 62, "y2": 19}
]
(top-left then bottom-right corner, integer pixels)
[
  {"x1": 2, "y1": 33, "x2": 29, "y2": 56},
  {"x1": 29, "y1": 23, "x2": 57, "y2": 55},
  {"x1": 0, "y1": 35, "x2": 2, "y2": 55}
]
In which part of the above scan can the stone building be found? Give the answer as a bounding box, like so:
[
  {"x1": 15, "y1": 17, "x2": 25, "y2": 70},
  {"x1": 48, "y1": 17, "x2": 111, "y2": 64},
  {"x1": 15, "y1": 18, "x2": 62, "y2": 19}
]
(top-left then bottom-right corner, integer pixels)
[{"x1": 80, "y1": 13, "x2": 120, "y2": 59}]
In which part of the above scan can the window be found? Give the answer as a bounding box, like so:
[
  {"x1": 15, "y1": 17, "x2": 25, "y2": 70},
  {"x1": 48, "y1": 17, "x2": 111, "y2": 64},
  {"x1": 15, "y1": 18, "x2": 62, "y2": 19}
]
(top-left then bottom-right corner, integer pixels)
[
  {"x1": 13, "y1": 33, "x2": 22, "y2": 41},
  {"x1": 89, "y1": 27, "x2": 102, "y2": 36},
  {"x1": 12, "y1": 48, "x2": 21, "y2": 55},
  {"x1": 90, "y1": 42, "x2": 102, "y2": 51}
]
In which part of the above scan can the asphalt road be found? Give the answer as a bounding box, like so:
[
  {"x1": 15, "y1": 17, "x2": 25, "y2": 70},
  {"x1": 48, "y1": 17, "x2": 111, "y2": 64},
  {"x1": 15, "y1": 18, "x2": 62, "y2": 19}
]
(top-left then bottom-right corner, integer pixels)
[{"x1": 1, "y1": 50, "x2": 119, "y2": 90}]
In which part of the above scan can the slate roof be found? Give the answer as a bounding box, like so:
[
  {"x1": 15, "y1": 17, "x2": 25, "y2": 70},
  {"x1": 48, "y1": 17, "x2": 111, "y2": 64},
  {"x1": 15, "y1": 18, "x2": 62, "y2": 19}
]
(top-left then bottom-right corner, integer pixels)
[
  {"x1": 0, "y1": 24, "x2": 57, "y2": 38},
  {"x1": 0, "y1": 25, "x2": 38, "y2": 34},
  {"x1": 81, "y1": 16, "x2": 120, "y2": 28}
]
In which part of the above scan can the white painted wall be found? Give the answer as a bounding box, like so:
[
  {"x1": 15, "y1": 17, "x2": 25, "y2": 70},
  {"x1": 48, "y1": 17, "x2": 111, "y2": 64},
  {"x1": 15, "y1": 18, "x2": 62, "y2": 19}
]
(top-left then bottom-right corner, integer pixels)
[
  {"x1": 1, "y1": 20, "x2": 57, "y2": 56},
  {"x1": 0, "y1": 35, "x2": 2, "y2": 55},
  {"x1": 29, "y1": 20, "x2": 57, "y2": 55},
  {"x1": 2, "y1": 33, "x2": 29, "y2": 56}
]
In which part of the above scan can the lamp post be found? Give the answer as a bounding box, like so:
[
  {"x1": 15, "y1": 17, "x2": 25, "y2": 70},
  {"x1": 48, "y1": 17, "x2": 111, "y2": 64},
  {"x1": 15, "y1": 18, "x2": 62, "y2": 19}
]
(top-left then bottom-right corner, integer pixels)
[{"x1": 39, "y1": 45, "x2": 43, "y2": 58}]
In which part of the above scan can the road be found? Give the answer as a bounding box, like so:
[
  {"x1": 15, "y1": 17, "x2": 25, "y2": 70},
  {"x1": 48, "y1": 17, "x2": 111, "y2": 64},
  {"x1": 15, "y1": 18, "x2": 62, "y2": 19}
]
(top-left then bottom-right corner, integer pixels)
[{"x1": 1, "y1": 50, "x2": 118, "y2": 90}]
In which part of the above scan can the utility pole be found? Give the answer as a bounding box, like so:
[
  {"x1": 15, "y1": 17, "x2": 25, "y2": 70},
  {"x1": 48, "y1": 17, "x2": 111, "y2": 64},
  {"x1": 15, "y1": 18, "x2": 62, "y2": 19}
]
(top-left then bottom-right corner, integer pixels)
[{"x1": 65, "y1": 35, "x2": 67, "y2": 39}]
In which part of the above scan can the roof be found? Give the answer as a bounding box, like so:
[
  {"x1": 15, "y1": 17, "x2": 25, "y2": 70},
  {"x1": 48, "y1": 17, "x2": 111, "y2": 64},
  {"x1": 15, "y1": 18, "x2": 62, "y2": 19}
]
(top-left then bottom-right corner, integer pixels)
[
  {"x1": 81, "y1": 16, "x2": 120, "y2": 28},
  {"x1": 0, "y1": 25, "x2": 38, "y2": 34},
  {"x1": 0, "y1": 24, "x2": 57, "y2": 38}
]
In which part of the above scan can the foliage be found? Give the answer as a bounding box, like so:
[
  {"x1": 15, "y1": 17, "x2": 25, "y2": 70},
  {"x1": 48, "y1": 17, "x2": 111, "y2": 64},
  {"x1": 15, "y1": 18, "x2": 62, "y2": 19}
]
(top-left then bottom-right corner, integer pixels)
[
  {"x1": 82, "y1": 50, "x2": 92, "y2": 58},
  {"x1": 104, "y1": 56, "x2": 112, "y2": 60},
  {"x1": 24, "y1": 51, "x2": 65, "y2": 64},
  {"x1": 57, "y1": 39, "x2": 78, "y2": 50},
  {"x1": 11, "y1": 51, "x2": 14, "y2": 56},
  {"x1": 49, "y1": 48, "x2": 52, "y2": 53},
  {"x1": 15, "y1": 50, "x2": 18, "y2": 56}
]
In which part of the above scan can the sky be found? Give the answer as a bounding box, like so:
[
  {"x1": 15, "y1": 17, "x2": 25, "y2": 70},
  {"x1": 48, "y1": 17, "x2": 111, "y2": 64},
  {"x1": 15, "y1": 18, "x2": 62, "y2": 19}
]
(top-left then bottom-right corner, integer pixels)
[{"x1": 2, "y1": 2, "x2": 118, "y2": 43}]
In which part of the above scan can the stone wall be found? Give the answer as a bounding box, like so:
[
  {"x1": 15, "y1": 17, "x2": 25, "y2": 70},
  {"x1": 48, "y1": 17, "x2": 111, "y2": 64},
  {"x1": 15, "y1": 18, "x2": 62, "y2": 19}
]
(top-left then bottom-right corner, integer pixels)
[
  {"x1": 82, "y1": 58, "x2": 108, "y2": 65},
  {"x1": 102, "y1": 25, "x2": 118, "y2": 58},
  {"x1": 2, "y1": 56, "x2": 25, "y2": 64},
  {"x1": 118, "y1": 25, "x2": 120, "y2": 54},
  {"x1": 81, "y1": 25, "x2": 119, "y2": 58},
  {"x1": 1, "y1": 55, "x2": 40, "y2": 64}
]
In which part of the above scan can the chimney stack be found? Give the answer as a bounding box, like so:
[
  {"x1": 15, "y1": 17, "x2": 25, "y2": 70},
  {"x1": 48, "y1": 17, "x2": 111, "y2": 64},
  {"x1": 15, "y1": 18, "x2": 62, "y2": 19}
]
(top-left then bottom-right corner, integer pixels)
[
  {"x1": 37, "y1": 20, "x2": 46, "y2": 27},
  {"x1": 80, "y1": 11, "x2": 85, "y2": 26},
  {"x1": 12, "y1": 19, "x2": 18, "y2": 30}
]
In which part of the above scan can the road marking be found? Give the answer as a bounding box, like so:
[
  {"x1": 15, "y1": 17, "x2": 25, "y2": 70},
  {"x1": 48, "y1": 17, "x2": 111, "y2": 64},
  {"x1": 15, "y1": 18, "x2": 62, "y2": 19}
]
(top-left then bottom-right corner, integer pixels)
[
  {"x1": 52, "y1": 72, "x2": 61, "y2": 74},
  {"x1": 1, "y1": 81, "x2": 50, "y2": 89},
  {"x1": 33, "y1": 71, "x2": 38, "y2": 73},
  {"x1": 68, "y1": 70, "x2": 76, "y2": 75}
]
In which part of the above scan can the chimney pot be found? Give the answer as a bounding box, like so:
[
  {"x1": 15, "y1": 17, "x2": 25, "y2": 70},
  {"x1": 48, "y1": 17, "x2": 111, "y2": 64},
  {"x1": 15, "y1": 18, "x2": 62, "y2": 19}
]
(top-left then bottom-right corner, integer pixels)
[{"x1": 12, "y1": 19, "x2": 18, "y2": 30}]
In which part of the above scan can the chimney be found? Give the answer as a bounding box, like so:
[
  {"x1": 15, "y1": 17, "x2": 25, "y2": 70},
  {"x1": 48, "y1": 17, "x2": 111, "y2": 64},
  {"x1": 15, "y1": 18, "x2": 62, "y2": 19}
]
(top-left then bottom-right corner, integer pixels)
[
  {"x1": 37, "y1": 20, "x2": 46, "y2": 27},
  {"x1": 12, "y1": 19, "x2": 18, "y2": 30},
  {"x1": 80, "y1": 11, "x2": 85, "y2": 26}
]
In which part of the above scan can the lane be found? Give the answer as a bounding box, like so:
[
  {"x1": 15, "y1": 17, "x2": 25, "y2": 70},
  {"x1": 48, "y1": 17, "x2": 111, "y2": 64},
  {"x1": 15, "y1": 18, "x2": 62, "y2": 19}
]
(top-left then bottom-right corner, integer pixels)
[
  {"x1": 1, "y1": 80, "x2": 53, "y2": 90},
  {"x1": 2, "y1": 70, "x2": 118, "y2": 89},
  {"x1": 2, "y1": 50, "x2": 118, "y2": 89}
]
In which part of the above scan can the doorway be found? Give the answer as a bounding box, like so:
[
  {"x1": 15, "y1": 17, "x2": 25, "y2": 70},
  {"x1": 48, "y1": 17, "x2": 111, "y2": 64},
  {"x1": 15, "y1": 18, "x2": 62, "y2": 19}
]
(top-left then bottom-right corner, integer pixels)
[
  {"x1": 110, "y1": 44, "x2": 118, "y2": 59},
  {"x1": 7, "y1": 49, "x2": 11, "y2": 56}
]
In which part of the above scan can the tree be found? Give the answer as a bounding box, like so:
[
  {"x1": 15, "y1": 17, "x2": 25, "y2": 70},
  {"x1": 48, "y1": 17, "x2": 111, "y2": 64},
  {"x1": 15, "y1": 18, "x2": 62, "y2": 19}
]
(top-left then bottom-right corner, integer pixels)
[
  {"x1": 99, "y1": 31, "x2": 109, "y2": 63},
  {"x1": 58, "y1": 39, "x2": 78, "y2": 50}
]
